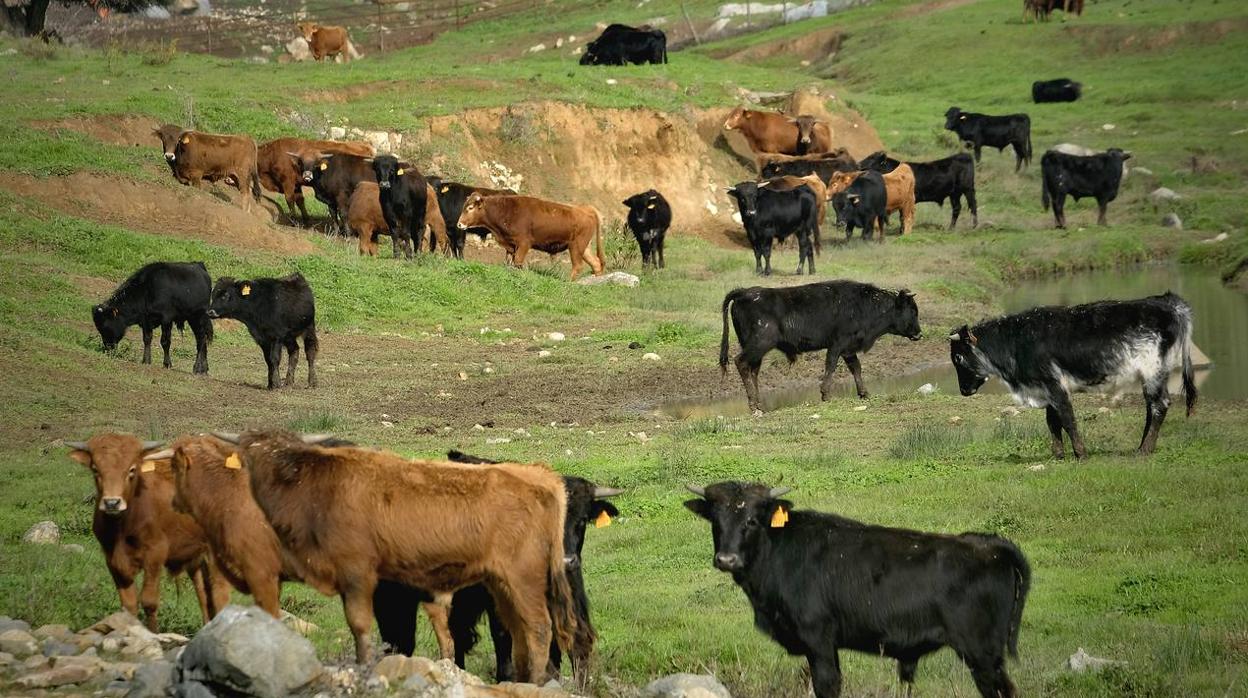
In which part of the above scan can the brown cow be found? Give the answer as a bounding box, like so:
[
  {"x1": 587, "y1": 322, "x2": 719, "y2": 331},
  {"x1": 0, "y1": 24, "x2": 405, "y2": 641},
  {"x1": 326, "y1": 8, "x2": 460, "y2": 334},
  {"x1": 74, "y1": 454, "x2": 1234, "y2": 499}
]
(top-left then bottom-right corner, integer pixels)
[
  {"x1": 66, "y1": 433, "x2": 230, "y2": 631},
  {"x1": 214, "y1": 430, "x2": 583, "y2": 682},
  {"x1": 153, "y1": 126, "x2": 261, "y2": 210},
  {"x1": 347, "y1": 182, "x2": 390, "y2": 257},
  {"x1": 297, "y1": 22, "x2": 353, "y2": 62},
  {"x1": 258, "y1": 137, "x2": 373, "y2": 227},
  {"x1": 724, "y1": 107, "x2": 834, "y2": 156},
  {"x1": 457, "y1": 193, "x2": 604, "y2": 281},
  {"x1": 826, "y1": 165, "x2": 917, "y2": 235},
  {"x1": 423, "y1": 182, "x2": 449, "y2": 254}
]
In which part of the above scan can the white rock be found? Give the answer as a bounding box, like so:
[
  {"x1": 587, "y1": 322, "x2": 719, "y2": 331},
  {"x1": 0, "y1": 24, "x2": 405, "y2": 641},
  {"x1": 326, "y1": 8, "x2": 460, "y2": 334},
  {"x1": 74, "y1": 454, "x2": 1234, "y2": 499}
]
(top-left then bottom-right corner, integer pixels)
[
  {"x1": 852, "y1": 405, "x2": 868, "y2": 412},
  {"x1": 1150, "y1": 187, "x2": 1182, "y2": 202},
  {"x1": 473, "y1": 424, "x2": 485, "y2": 431},
  {"x1": 555, "y1": 38, "x2": 564, "y2": 48},
  {"x1": 916, "y1": 383, "x2": 936, "y2": 395},
  {"x1": 1200, "y1": 232, "x2": 1230, "y2": 244},
  {"x1": 606, "y1": 79, "x2": 618, "y2": 85},
  {"x1": 1051, "y1": 143, "x2": 1097, "y2": 157},
  {"x1": 1162, "y1": 213, "x2": 1182, "y2": 229},
  {"x1": 578, "y1": 271, "x2": 640, "y2": 287},
  {"x1": 483, "y1": 366, "x2": 495, "y2": 374},
  {"x1": 1028, "y1": 464, "x2": 1046, "y2": 472},
  {"x1": 328, "y1": 126, "x2": 347, "y2": 140},
  {"x1": 22, "y1": 521, "x2": 60, "y2": 544},
  {"x1": 381, "y1": 421, "x2": 394, "y2": 428},
  {"x1": 1101, "y1": 123, "x2": 1116, "y2": 130},
  {"x1": 948, "y1": 416, "x2": 963, "y2": 425},
  {"x1": 1133, "y1": 166, "x2": 1154, "y2": 175},
  {"x1": 1067, "y1": 647, "x2": 1126, "y2": 673},
  {"x1": 643, "y1": 353, "x2": 661, "y2": 361},
  {"x1": 547, "y1": 332, "x2": 565, "y2": 341},
  {"x1": 538, "y1": 350, "x2": 552, "y2": 358},
  {"x1": 1001, "y1": 406, "x2": 1022, "y2": 417},
  {"x1": 528, "y1": 43, "x2": 547, "y2": 53},
  {"x1": 457, "y1": 371, "x2": 468, "y2": 381},
  {"x1": 485, "y1": 438, "x2": 511, "y2": 445}
]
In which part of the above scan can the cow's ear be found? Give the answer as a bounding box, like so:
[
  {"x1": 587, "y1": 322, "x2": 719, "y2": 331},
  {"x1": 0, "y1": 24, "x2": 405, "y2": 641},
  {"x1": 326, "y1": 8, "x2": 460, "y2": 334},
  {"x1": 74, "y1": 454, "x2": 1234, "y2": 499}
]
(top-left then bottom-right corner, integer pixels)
[
  {"x1": 68, "y1": 447, "x2": 92, "y2": 468},
  {"x1": 767, "y1": 500, "x2": 794, "y2": 528},
  {"x1": 683, "y1": 499, "x2": 712, "y2": 520},
  {"x1": 590, "y1": 499, "x2": 619, "y2": 521}
]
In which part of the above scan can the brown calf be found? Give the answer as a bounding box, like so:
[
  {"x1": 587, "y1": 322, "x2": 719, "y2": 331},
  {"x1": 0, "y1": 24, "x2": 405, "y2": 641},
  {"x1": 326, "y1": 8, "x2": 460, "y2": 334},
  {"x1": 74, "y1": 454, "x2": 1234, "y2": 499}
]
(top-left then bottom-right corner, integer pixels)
[
  {"x1": 297, "y1": 22, "x2": 352, "y2": 62},
  {"x1": 826, "y1": 165, "x2": 917, "y2": 235},
  {"x1": 457, "y1": 193, "x2": 604, "y2": 281},
  {"x1": 216, "y1": 431, "x2": 581, "y2": 682},
  {"x1": 347, "y1": 182, "x2": 390, "y2": 257},
  {"x1": 423, "y1": 182, "x2": 449, "y2": 254},
  {"x1": 66, "y1": 433, "x2": 230, "y2": 631},
  {"x1": 153, "y1": 126, "x2": 261, "y2": 210},
  {"x1": 258, "y1": 137, "x2": 373, "y2": 227},
  {"x1": 724, "y1": 107, "x2": 834, "y2": 156}
]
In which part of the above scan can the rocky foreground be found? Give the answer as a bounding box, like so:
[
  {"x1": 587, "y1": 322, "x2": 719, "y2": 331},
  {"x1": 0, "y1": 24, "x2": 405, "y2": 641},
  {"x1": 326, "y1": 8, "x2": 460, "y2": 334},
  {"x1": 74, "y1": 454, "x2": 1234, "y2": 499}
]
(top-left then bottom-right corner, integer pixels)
[{"x1": 0, "y1": 606, "x2": 732, "y2": 698}]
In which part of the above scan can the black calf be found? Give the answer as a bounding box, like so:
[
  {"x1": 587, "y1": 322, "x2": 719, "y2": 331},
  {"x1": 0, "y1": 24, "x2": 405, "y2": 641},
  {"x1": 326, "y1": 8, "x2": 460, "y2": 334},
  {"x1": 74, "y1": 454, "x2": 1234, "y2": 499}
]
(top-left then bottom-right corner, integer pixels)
[{"x1": 207, "y1": 273, "x2": 318, "y2": 390}]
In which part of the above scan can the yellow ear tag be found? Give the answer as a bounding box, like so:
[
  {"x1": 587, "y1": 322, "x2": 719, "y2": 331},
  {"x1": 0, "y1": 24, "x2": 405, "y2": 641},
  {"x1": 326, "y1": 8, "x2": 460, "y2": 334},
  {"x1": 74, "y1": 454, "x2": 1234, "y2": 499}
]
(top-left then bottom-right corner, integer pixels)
[
  {"x1": 181, "y1": 135, "x2": 190, "y2": 144},
  {"x1": 770, "y1": 506, "x2": 789, "y2": 529},
  {"x1": 240, "y1": 284, "x2": 251, "y2": 297},
  {"x1": 440, "y1": 186, "x2": 450, "y2": 193},
  {"x1": 140, "y1": 461, "x2": 157, "y2": 473},
  {"x1": 319, "y1": 162, "x2": 328, "y2": 171},
  {"x1": 594, "y1": 510, "x2": 612, "y2": 528},
  {"x1": 224, "y1": 453, "x2": 242, "y2": 470},
  {"x1": 396, "y1": 168, "x2": 405, "y2": 176},
  {"x1": 646, "y1": 203, "x2": 656, "y2": 209}
]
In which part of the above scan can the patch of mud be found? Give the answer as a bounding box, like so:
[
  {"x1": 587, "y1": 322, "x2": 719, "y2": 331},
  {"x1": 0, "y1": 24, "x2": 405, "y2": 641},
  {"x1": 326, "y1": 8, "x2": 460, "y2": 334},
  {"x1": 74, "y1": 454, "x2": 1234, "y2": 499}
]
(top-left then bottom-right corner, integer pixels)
[
  {"x1": 1064, "y1": 18, "x2": 1248, "y2": 55},
  {"x1": 302, "y1": 80, "x2": 408, "y2": 104},
  {"x1": 712, "y1": 26, "x2": 844, "y2": 64},
  {"x1": 0, "y1": 172, "x2": 314, "y2": 255},
  {"x1": 36, "y1": 114, "x2": 164, "y2": 149},
  {"x1": 892, "y1": 0, "x2": 977, "y2": 19}
]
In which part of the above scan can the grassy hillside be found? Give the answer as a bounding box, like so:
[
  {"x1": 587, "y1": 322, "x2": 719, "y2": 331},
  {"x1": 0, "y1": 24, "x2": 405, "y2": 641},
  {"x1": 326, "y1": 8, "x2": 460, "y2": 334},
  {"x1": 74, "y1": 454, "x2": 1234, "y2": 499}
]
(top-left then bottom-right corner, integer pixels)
[{"x1": 1, "y1": 0, "x2": 1246, "y2": 696}]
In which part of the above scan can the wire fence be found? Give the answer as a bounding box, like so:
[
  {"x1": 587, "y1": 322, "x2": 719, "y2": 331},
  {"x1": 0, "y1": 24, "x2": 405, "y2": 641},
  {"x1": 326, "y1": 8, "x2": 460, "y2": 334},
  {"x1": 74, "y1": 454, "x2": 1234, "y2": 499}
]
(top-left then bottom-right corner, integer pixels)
[{"x1": 63, "y1": 0, "x2": 541, "y2": 58}]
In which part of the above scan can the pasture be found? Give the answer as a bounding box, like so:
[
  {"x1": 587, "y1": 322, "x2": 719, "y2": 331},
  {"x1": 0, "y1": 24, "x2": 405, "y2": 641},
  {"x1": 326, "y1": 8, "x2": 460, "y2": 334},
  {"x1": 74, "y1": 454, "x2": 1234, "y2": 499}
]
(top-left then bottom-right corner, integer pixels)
[{"x1": 0, "y1": 0, "x2": 1246, "y2": 695}]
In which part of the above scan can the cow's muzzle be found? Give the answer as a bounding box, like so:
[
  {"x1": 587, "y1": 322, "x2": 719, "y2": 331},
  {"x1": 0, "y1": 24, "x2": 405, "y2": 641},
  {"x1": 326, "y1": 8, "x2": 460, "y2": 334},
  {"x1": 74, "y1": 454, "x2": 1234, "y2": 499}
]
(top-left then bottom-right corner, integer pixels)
[
  {"x1": 800, "y1": 136, "x2": 811, "y2": 144},
  {"x1": 456, "y1": 222, "x2": 468, "y2": 230},
  {"x1": 206, "y1": 309, "x2": 220, "y2": 319},
  {"x1": 302, "y1": 173, "x2": 314, "y2": 183},
  {"x1": 378, "y1": 181, "x2": 391, "y2": 190},
  {"x1": 99, "y1": 497, "x2": 127, "y2": 515},
  {"x1": 713, "y1": 552, "x2": 742, "y2": 572},
  {"x1": 164, "y1": 153, "x2": 176, "y2": 162},
  {"x1": 907, "y1": 333, "x2": 922, "y2": 341},
  {"x1": 960, "y1": 386, "x2": 979, "y2": 397},
  {"x1": 562, "y1": 554, "x2": 580, "y2": 570}
]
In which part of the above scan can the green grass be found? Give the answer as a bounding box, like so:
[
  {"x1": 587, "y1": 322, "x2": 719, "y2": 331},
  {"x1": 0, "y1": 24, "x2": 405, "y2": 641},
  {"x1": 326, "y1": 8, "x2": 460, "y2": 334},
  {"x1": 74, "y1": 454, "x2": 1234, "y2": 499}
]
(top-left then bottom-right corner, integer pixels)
[{"x1": 0, "y1": 0, "x2": 1246, "y2": 695}]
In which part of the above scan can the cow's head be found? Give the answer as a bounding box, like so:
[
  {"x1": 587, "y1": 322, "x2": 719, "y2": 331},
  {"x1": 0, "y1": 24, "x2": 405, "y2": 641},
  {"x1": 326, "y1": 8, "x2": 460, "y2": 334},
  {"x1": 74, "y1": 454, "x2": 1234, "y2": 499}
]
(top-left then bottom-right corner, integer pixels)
[
  {"x1": 725, "y1": 181, "x2": 759, "y2": 219},
  {"x1": 684, "y1": 481, "x2": 793, "y2": 573},
  {"x1": 144, "y1": 436, "x2": 235, "y2": 515},
  {"x1": 623, "y1": 190, "x2": 663, "y2": 232},
  {"x1": 949, "y1": 324, "x2": 990, "y2": 396},
  {"x1": 287, "y1": 150, "x2": 328, "y2": 185},
  {"x1": 458, "y1": 192, "x2": 488, "y2": 230},
  {"x1": 789, "y1": 115, "x2": 821, "y2": 147},
  {"x1": 1105, "y1": 147, "x2": 1132, "y2": 163},
  {"x1": 207, "y1": 277, "x2": 252, "y2": 320},
  {"x1": 296, "y1": 21, "x2": 318, "y2": 41},
  {"x1": 723, "y1": 107, "x2": 748, "y2": 131},
  {"x1": 857, "y1": 151, "x2": 893, "y2": 173},
  {"x1": 371, "y1": 154, "x2": 409, "y2": 191},
  {"x1": 944, "y1": 107, "x2": 964, "y2": 130},
  {"x1": 91, "y1": 303, "x2": 126, "y2": 351},
  {"x1": 578, "y1": 41, "x2": 597, "y2": 65},
  {"x1": 426, "y1": 176, "x2": 444, "y2": 198},
  {"x1": 825, "y1": 170, "x2": 862, "y2": 198},
  {"x1": 153, "y1": 124, "x2": 186, "y2": 163},
  {"x1": 67, "y1": 434, "x2": 166, "y2": 516},
  {"x1": 211, "y1": 431, "x2": 338, "y2": 492},
  {"x1": 561, "y1": 477, "x2": 623, "y2": 571},
  {"x1": 835, "y1": 191, "x2": 867, "y2": 227},
  {"x1": 892, "y1": 289, "x2": 922, "y2": 341}
]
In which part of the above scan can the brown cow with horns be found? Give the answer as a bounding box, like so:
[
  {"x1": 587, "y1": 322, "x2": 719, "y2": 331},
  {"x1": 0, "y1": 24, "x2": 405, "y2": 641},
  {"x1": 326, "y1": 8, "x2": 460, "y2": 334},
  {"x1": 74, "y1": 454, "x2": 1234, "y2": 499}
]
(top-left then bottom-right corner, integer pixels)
[{"x1": 213, "y1": 430, "x2": 585, "y2": 682}]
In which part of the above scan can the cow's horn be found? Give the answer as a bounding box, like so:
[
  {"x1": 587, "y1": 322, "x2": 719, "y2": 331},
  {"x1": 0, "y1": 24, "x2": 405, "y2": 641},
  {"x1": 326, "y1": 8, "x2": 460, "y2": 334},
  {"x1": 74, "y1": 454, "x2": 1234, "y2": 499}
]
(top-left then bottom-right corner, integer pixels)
[
  {"x1": 213, "y1": 432, "x2": 241, "y2": 444},
  {"x1": 948, "y1": 332, "x2": 961, "y2": 340},
  {"x1": 685, "y1": 484, "x2": 706, "y2": 497},
  {"x1": 300, "y1": 433, "x2": 335, "y2": 444},
  {"x1": 64, "y1": 441, "x2": 90, "y2": 452},
  {"x1": 143, "y1": 448, "x2": 175, "y2": 461},
  {"x1": 141, "y1": 440, "x2": 165, "y2": 451},
  {"x1": 593, "y1": 486, "x2": 625, "y2": 499},
  {"x1": 768, "y1": 486, "x2": 791, "y2": 498}
]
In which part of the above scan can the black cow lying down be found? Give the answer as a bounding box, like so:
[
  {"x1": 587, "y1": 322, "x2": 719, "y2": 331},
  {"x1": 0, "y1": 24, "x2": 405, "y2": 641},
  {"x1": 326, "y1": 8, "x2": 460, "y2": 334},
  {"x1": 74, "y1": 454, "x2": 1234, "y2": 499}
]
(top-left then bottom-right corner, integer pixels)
[
  {"x1": 858, "y1": 151, "x2": 978, "y2": 229},
  {"x1": 1041, "y1": 147, "x2": 1131, "y2": 228},
  {"x1": 91, "y1": 261, "x2": 213, "y2": 374},
  {"x1": 950, "y1": 292, "x2": 1196, "y2": 459},
  {"x1": 685, "y1": 482, "x2": 1030, "y2": 698},
  {"x1": 720, "y1": 281, "x2": 921, "y2": 413},
  {"x1": 1032, "y1": 78, "x2": 1082, "y2": 103}
]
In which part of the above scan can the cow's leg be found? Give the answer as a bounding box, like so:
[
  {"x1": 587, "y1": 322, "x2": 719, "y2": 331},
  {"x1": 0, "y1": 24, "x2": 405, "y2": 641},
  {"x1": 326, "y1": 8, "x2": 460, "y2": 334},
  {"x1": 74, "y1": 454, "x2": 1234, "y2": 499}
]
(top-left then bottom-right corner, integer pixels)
[
  {"x1": 189, "y1": 561, "x2": 212, "y2": 623},
  {"x1": 966, "y1": 656, "x2": 1016, "y2": 698},
  {"x1": 808, "y1": 651, "x2": 843, "y2": 698},
  {"x1": 950, "y1": 193, "x2": 963, "y2": 230},
  {"x1": 159, "y1": 321, "x2": 173, "y2": 368},
  {"x1": 820, "y1": 351, "x2": 840, "y2": 401},
  {"x1": 245, "y1": 564, "x2": 279, "y2": 619},
  {"x1": 282, "y1": 337, "x2": 299, "y2": 387},
  {"x1": 903, "y1": 203, "x2": 915, "y2": 235},
  {"x1": 1013, "y1": 143, "x2": 1026, "y2": 172},
  {"x1": 1052, "y1": 390, "x2": 1085, "y2": 459},
  {"x1": 967, "y1": 188, "x2": 979, "y2": 228},
  {"x1": 736, "y1": 354, "x2": 763, "y2": 414},
  {"x1": 1139, "y1": 381, "x2": 1170, "y2": 455},
  {"x1": 486, "y1": 583, "x2": 537, "y2": 684},
  {"x1": 302, "y1": 327, "x2": 319, "y2": 389},
  {"x1": 421, "y1": 594, "x2": 455, "y2": 661},
  {"x1": 1045, "y1": 405, "x2": 1066, "y2": 459},
  {"x1": 141, "y1": 324, "x2": 154, "y2": 365},
  {"x1": 1052, "y1": 193, "x2": 1067, "y2": 229},
  {"x1": 762, "y1": 238, "x2": 773, "y2": 276},
  {"x1": 844, "y1": 354, "x2": 868, "y2": 399},
  {"x1": 192, "y1": 315, "x2": 210, "y2": 375},
  {"x1": 341, "y1": 581, "x2": 379, "y2": 664},
  {"x1": 658, "y1": 237, "x2": 666, "y2": 269},
  {"x1": 898, "y1": 659, "x2": 918, "y2": 698},
  {"x1": 139, "y1": 549, "x2": 167, "y2": 632},
  {"x1": 973, "y1": 143, "x2": 983, "y2": 163},
  {"x1": 483, "y1": 601, "x2": 516, "y2": 681},
  {"x1": 512, "y1": 242, "x2": 532, "y2": 270},
  {"x1": 374, "y1": 580, "x2": 420, "y2": 656},
  {"x1": 262, "y1": 341, "x2": 282, "y2": 390},
  {"x1": 753, "y1": 245, "x2": 764, "y2": 275},
  {"x1": 1096, "y1": 198, "x2": 1109, "y2": 226}
]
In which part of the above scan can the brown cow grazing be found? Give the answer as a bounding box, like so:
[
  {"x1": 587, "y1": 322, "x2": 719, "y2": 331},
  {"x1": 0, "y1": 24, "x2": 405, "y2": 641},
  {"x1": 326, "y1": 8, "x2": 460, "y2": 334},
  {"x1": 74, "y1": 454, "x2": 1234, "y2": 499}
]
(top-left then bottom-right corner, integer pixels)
[
  {"x1": 66, "y1": 433, "x2": 230, "y2": 631},
  {"x1": 297, "y1": 22, "x2": 353, "y2": 62},
  {"x1": 153, "y1": 126, "x2": 261, "y2": 211},
  {"x1": 826, "y1": 165, "x2": 917, "y2": 235},
  {"x1": 724, "y1": 107, "x2": 834, "y2": 156},
  {"x1": 258, "y1": 137, "x2": 373, "y2": 227},
  {"x1": 457, "y1": 193, "x2": 605, "y2": 281},
  {"x1": 215, "y1": 430, "x2": 584, "y2": 681}
]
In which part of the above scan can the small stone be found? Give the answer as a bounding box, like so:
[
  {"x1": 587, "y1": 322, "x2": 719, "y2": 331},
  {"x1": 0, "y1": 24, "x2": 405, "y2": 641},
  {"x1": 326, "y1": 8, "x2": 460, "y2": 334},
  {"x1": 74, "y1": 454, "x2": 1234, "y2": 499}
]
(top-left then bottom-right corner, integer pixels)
[
  {"x1": 0, "y1": 629, "x2": 39, "y2": 657},
  {"x1": 154, "y1": 632, "x2": 189, "y2": 649},
  {"x1": 1067, "y1": 647, "x2": 1125, "y2": 673},
  {"x1": 547, "y1": 332, "x2": 565, "y2": 341},
  {"x1": 644, "y1": 672, "x2": 732, "y2": 698},
  {"x1": 528, "y1": 42, "x2": 547, "y2": 52},
  {"x1": 643, "y1": 352, "x2": 661, "y2": 361},
  {"x1": 101, "y1": 637, "x2": 121, "y2": 653},
  {"x1": 606, "y1": 78, "x2": 618, "y2": 85},
  {"x1": 628, "y1": 341, "x2": 644, "y2": 350},
  {"x1": 948, "y1": 416, "x2": 963, "y2": 425},
  {"x1": 381, "y1": 421, "x2": 394, "y2": 428},
  {"x1": 916, "y1": 383, "x2": 936, "y2": 395},
  {"x1": 42, "y1": 638, "x2": 78, "y2": 657},
  {"x1": 1150, "y1": 187, "x2": 1181, "y2": 203},
  {"x1": 91, "y1": 611, "x2": 142, "y2": 635},
  {"x1": 578, "y1": 271, "x2": 641, "y2": 287},
  {"x1": 1201, "y1": 232, "x2": 1230, "y2": 244},
  {"x1": 15, "y1": 663, "x2": 95, "y2": 688},
  {"x1": 473, "y1": 424, "x2": 486, "y2": 431},
  {"x1": 483, "y1": 366, "x2": 495, "y2": 374},
  {"x1": 1101, "y1": 123, "x2": 1115, "y2": 130},
  {"x1": 0, "y1": 651, "x2": 14, "y2": 665},
  {"x1": 810, "y1": 414, "x2": 821, "y2": 419},
  {"x1": 538, "y1": 350, "x2": 552, "y2": 358},
  {"x1": 1161, "y1": 213, "x2": 1182, "y2": 229},
  {"x1": 23, "y1": 654, "x2": 48, "y2": 670},
  {"x1": 62, "y1": 543, "x2": 86, "y2": 553},
  {"x1": 1097, "y1": 406, "x2": 1112, "y2": 415},
  {"x1": 485, "y1": 438, "x2": 512, "y2": 445},
  {"x1": 1028, "y1": 464, "x2": 1046, "y2": 472},
  {"x1": 22, "y1": 520, "x2": 60, "y2": 544},
  {"x1": 1001, "y1": 406, "x2": 1021, "y2": 417},
  {"x1": 32, "y1": 624, "x2": 71, "y2": 642},
  {"x1": 852, "y1": 405, "x2": 868, "y2": 412},
  {"x1": 1133, "y1": 166, "x2": 1153, "y2": 175},
  {"x1": 0, "y1": 618, "x2": 31, "y2": 634}
]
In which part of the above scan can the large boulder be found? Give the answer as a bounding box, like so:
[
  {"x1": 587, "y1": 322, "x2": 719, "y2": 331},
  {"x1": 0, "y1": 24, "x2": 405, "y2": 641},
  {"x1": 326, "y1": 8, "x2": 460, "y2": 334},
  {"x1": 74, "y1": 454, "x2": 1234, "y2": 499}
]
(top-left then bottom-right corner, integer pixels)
[
  {"x1": 177, "y1": 605, "x2": 322, "y2": 698},
  {"x1": 21, "y1": 520, "x2": 60, "y2": 544},
  {"x1": 126, "y1": 659, "x2": 177, "y2": 698},
  {"x1": 644, "y1": 673, "x2": 733, "y2": 698},
  {"x1": 0, "y1": 628, "x2": 38, "y2": 657}
]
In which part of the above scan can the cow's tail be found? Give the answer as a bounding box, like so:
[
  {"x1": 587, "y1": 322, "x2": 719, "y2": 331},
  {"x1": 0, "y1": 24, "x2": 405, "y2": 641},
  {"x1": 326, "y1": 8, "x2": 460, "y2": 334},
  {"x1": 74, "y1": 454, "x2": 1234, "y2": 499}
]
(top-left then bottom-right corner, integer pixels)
[
  {"x1": 995, "y1": 537, "x2": 1031, "y2": 660},
  {"x1": 546, "y1": 486, "x2": 584, "y2": 674},
  {"x1": 1041, "y1": 172, "x2": 1051, "y2": 211},
  {"x1": 593, "y1": 207, "x2": 604, "y2": 271},
  {"x1": 1025, "y1": 120, "x2": 1034, "y2": 167},
  {"x1": 1175, "y1": 296, "x2": 1198, "y2": 417},
  {"x1": 720, "y1": 289, "x2": 746, "y2": 375}
]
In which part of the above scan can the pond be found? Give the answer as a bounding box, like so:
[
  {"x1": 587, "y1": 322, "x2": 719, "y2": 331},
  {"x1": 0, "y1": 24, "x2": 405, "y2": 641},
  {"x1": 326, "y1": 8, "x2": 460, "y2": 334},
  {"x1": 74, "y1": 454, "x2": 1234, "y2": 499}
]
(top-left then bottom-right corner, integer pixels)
[{"x1": 661, "y1": 265, "x2": 1248, "y2": 418}]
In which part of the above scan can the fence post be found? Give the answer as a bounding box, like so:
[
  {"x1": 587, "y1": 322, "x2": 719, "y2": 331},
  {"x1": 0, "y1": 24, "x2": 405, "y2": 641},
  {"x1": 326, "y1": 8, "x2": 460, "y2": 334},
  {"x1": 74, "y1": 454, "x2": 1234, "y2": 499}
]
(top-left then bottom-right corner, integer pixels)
[{"x1": 377, "y1": 2, "x2": 384, "y2": 52}]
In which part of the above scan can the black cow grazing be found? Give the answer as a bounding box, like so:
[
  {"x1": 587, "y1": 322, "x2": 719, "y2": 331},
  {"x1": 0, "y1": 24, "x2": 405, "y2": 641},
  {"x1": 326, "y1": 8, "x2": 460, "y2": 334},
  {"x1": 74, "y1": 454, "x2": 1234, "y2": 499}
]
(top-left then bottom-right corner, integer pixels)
[
  {"x1": 371, "y1": 155, "x2": 429, "y2": 259},
  {"x1": 1032, "y1": 78, "x2": 1082, "y2": 103},
  {"x1": 725, "y1": 181, "x2": 819, "y2": 276},
  {"x1": 622, "y1": 189, "x2": 672, "y2": 269},
  {"x1": 1040, "y1": 147, "x2": 1131, "y2": 229},
  {"x1": 376, "y1": 450, "x2": 623, "y2": 688},
  {"x1": 425, "y1": 177, "x2": 516, "y2": 260},
  {"x1": 288, "y1": 151, "x2": 376, "y2": 236},
  {"x1": 91, "y1": 262, "x2": 213, "y2": 374},
  {"x1": 579, "y1": 24, "x2": 667, "y2": 65},
  {"x1": 683, "y1": 482, "x2": 1030, "y2": 698},
  {"x1": 832, "y1": 170, "x2": 888, "y2": 241},
  {"x1": 858, "y1": 151, "x2": 978, "y2": 229},
  {"x1": 207, "y1": 274, "x2": 318, "y2": 390},
  {"x1": 720, "y1": 281, "x2": 921, "y2": 413},
  {"x1": 950, "y1": 292, "x2": 1195, "y2": 459},
  {"x1": 944, "y1": 107, "x2": 1032, "y2": 171},
  {"x1": 759, "y1": 152, "x2": 858, "y2": 186}
]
